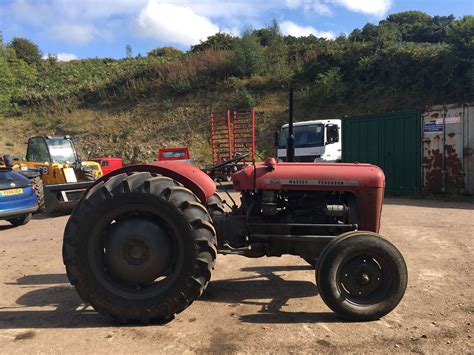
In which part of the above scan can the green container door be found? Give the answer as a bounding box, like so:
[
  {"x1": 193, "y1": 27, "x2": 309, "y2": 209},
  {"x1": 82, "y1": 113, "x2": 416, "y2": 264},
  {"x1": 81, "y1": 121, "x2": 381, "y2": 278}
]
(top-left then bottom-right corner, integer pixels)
[{"x1": 342, "y1": 111, "x2": 421, "y2": 195}]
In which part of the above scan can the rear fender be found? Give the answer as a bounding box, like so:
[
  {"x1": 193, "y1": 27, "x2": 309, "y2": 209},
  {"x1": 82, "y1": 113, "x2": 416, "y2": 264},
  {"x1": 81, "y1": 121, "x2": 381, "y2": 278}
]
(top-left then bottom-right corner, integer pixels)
[{"x1": 86, "y1": 162, "x2": 216, "y2": 204}]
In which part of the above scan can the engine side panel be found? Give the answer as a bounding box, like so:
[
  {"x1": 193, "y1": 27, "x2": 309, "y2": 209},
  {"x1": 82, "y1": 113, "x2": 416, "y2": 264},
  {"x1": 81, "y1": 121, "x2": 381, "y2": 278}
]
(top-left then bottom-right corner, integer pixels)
[{"x1": 232, "y1": 160, "x2": 384, "y2": 233}]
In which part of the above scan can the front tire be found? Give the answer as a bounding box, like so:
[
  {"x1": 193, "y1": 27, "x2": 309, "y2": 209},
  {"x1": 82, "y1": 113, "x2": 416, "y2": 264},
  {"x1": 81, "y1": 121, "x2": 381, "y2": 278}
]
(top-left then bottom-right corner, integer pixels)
[
  {"x1": 63, "y1": 172, "x2": 217, "y2": 323},
  {"x1": 30, "y1": 176, "x2": 45, "y2": 213},
  {"x1": 317, "y1": 231, "x2": 407, "y2": 321},
  {"x1": 8, "y1": 213, "x2": 32, "y2": 226}
]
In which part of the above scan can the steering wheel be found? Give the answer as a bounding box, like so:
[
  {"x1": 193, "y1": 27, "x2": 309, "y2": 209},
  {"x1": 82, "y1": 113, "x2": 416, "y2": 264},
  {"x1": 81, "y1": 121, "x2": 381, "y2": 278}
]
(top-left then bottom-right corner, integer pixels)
[{"x1": 207, "y1": 153, "x2": 250, "y2": 172}]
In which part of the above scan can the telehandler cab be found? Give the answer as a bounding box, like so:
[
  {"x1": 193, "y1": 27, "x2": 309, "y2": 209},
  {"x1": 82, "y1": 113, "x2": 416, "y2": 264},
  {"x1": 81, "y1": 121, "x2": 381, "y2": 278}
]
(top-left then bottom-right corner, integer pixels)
[{"x1": 63, "y1": 90, "x2": 407, "y2": 323}]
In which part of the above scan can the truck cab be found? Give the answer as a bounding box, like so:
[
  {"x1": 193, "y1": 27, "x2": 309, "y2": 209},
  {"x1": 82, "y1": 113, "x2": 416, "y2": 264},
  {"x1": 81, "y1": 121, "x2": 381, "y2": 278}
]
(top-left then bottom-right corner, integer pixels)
[
  {"x1": 277, "y1": 119, "x2": 341, "y2": 162},
  {"x1": 92, "y1": 157, "x2": 123, "y2": 176},
  {"x1": 157, "y1": 147, "x2": 191, "y2": 164}
]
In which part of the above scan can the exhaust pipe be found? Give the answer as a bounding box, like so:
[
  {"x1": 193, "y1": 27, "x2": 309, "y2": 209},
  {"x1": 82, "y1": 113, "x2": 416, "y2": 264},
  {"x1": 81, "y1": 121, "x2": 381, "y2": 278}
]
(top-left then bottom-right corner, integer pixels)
[{"x1": 287, "y1": 86, "x2": 295, "y2": 162}]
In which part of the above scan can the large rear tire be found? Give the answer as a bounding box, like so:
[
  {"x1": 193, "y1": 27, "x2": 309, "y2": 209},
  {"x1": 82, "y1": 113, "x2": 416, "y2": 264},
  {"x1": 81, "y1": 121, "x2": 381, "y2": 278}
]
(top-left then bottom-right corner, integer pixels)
[
  {"x1": 317, "y1": 231, "x2": 407, "y2": 321},
  {"x1": 63, "y1": 172, "x2": 217, "y2": 324}
]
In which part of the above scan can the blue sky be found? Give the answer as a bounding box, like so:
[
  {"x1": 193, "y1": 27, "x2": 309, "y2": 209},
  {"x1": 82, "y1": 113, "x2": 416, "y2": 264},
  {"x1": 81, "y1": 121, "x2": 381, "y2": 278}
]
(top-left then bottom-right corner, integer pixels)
[{"x1": 0, "y1": 0, "x2": 472, "y2": 60}]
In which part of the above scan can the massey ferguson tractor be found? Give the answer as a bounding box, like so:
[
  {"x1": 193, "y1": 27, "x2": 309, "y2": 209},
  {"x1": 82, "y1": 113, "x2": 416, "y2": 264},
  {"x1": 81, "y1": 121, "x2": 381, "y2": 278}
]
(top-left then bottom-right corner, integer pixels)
[{"x1": 62, "y1": 91, "x2": 407, "y2": 324}]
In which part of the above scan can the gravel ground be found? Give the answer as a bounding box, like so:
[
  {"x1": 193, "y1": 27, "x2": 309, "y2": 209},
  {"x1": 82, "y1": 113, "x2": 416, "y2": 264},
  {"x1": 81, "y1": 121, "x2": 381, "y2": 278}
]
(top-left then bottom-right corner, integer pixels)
[{"x1": 0, "y1": 196, "x2": 473, "y2": 354}]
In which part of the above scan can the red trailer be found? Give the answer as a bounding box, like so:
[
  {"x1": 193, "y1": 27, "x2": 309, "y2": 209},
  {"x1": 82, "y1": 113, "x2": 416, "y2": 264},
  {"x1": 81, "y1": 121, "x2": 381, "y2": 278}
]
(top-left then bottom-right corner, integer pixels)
[{"x1": 208, "y1": 109, "x2": 255, "y2": 180}]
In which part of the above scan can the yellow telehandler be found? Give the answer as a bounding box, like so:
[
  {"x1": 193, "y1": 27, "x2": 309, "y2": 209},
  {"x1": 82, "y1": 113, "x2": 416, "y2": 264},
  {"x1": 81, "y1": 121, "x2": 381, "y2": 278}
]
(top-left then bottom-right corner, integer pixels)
[{"x1": 4, "y1": 136, "x2": 102, "y2": 213}]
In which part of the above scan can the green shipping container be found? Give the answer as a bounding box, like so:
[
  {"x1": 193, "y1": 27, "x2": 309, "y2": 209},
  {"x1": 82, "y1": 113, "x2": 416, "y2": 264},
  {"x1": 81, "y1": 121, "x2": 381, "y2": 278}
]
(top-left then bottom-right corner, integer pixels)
[{"x1": 342, "y1": 111, "x2": 421, "y2": 195}]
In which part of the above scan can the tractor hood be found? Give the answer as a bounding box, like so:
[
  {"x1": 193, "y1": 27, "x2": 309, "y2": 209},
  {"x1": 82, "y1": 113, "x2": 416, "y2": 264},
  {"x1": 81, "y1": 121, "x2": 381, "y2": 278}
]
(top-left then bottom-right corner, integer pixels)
[{"x1": 232, "y1": 158, "x2": 385, "y2": 192}]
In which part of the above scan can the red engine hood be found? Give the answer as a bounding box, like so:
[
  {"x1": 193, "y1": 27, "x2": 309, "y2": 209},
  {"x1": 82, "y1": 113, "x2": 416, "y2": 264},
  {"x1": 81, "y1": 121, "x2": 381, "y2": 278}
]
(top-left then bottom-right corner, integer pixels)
[{"x1": 232, "y1": 159, "x2": 385, "y2": 192}]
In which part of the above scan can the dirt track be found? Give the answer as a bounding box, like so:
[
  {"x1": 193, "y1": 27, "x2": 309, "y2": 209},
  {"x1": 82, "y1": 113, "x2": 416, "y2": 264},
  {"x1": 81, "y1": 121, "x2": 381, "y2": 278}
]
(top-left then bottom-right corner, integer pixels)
[{"x1": 0, "y1": 197, "x2": 473, "y2": 353}]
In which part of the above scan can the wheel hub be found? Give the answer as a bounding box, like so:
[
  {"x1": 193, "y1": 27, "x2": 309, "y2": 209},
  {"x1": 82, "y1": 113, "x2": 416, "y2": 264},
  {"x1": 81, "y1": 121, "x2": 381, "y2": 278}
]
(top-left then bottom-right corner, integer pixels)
[
  {"x1": 340, "y1": 256, "x2": 383, "y2": 298},
  {"x1": 105, "y1": 217, "x2": 172, "y2": 285},
  {"x1": 125, "y1": 241, "x2": 149, "y2": 264}
]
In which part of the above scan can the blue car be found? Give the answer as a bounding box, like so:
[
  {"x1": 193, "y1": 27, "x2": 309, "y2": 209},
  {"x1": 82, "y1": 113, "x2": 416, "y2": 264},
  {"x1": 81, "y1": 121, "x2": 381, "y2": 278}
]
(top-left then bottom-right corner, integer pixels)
[{"x1": 0, "y1": 168, "x2": 38, "y2": 226}]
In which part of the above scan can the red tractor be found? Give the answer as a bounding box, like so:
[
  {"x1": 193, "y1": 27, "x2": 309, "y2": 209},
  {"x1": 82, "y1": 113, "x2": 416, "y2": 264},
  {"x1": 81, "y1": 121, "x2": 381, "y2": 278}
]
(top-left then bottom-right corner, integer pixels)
[{"x1": 62, "y1": 92, "x2": 407, "y2": 324}]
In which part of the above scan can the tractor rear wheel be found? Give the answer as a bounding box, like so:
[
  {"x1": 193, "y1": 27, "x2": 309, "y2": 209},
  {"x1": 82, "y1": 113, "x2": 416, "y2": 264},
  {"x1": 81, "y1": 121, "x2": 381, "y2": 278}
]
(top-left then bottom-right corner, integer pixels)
[
  {"x1": 63, "y1": 172, "x2": 217, "y2": 324},
  {"x1": 30, "y1": 176, "x2": 45, "y2": 213},
  {"x1": 317, "y1": 231, "x2": 407, "y2": 321}
]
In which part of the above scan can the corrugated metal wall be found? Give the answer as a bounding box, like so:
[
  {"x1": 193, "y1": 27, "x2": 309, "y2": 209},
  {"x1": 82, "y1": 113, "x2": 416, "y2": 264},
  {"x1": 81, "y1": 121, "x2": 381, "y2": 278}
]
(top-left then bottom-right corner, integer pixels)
[{"x1": 342, "y1": 111, "x2": 421, "y2": 195}]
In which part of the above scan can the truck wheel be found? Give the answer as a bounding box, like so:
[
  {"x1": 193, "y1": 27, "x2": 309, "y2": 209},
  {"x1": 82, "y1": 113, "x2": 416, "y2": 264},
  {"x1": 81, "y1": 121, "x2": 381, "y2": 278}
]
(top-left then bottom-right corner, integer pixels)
[
  {"x1": 63, "y1": 172, "x2": 217, "y2": 324},
  {"x1": 82, "y1": 170, "x2": 96, "y2": 181},
  {"x1": 31, "y1": 176, "x2": 45, "y2": 213},
  {"x1": 317, "y1": 232, "x2": 407, "y2": 321},
  {"x1": 8, "y1": 213, "x2": 32, "y2": 226}
]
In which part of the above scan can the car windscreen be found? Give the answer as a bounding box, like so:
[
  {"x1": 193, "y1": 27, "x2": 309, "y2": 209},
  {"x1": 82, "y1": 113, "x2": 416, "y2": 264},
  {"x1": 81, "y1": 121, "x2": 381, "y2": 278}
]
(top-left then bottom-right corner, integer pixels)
[
  {"x1": 278, "y1": 124, "x2": 324, "y2": 148},
  {"x1": 162, "y1": 151, "x2": 186, "y2": 159},
  {"x1": 0, "y1": 171, "x2": 30, "y2": 189},
  {"x1": 47, "y1": 139, "x2": 77, "y2": 164}
]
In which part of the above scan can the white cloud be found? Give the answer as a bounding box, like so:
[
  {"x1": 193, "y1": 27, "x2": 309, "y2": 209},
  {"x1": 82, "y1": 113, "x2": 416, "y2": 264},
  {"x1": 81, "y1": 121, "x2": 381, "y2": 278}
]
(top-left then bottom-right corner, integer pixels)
[
  {"x1": 285, "y1": 0, "x2": 302, "y2": 9},
  {"x1": 136, "y1": 0, "x2": 220, "y2": 47},
  {"x1": 42, "y1": 52, "x2": 78, "y2": 61},
  {"x1": 280, "y1": 20, "x2": 335, "y2": 39},
  {"x1": 56, "y1": 53, "x2": 78, "y2": 61},
  {"x1": 311, "y1": 1, "x2": 332, "y2": 15},
  {"x1": 284, "y1": 0, "x2": 391, "y2": 17},
  {"x1": 335, "y1": 0, "x2": 391, "y2": 17},
  {"x1": 49, "y1": 24, "x2": 96, "y2": 44}
]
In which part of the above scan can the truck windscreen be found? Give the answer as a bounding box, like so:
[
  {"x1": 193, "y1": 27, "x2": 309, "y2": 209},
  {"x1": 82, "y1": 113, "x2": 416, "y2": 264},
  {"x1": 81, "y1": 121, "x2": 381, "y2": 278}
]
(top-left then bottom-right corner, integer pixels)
[
  {"x1": 47, "y1": 139, "x2": 77, "y2": 164},
  {"x1": 278, "y1": 124, "x2": 324, "y2": 148}
]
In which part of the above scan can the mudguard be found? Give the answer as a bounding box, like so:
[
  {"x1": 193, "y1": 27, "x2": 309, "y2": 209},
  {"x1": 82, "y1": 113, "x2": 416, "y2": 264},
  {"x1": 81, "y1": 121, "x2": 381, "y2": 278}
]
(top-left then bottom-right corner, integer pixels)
[{"x1": 85, "y1": 162, "x2": 216, "y2": 204}]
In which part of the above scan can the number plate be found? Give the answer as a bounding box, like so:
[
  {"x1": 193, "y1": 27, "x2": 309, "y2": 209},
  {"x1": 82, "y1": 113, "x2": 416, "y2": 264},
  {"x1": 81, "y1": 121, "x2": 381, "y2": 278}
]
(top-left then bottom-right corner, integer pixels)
[{"x1": 0, "y1": 188, "x2": 23, "y2": 196}]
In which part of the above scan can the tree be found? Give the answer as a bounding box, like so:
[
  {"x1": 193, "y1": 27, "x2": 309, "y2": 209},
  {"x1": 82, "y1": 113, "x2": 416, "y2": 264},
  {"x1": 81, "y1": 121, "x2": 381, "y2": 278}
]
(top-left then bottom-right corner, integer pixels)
[
  {"x1": 147, "y1": 46, "x2": 183, "y2": 58},
  {"x1": 125, "y1": 44, "x2": 133, "y2": 58},
  {"x1": 191, "y1": 33, "x2": 238, "y2": 52},
  {"x1": 261, "y1": 20, "x2": 291, "y2": 79},
  {"x1": 8, "y1": 37, "x2": 42, "y2": 65},
  {"x1": 446, "y1": 15, "x2": 474, "y2": 53},
  {"x1": 232, "y1": 30, "x2": 266, "y2": 77}
]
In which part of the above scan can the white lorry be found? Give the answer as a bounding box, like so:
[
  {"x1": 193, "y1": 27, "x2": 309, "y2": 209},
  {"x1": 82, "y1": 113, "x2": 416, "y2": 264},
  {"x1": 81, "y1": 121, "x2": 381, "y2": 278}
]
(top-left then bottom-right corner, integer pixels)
[{"x1": 277, "y1": 119, "x2": 342, "y2": 162}]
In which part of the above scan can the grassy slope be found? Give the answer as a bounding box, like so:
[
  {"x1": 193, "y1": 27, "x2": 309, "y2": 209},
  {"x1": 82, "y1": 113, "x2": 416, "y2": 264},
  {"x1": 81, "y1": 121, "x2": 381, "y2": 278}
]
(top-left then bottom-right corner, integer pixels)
[{"x1": 0, "y1": 88, "x2": 290, "y2": 166}]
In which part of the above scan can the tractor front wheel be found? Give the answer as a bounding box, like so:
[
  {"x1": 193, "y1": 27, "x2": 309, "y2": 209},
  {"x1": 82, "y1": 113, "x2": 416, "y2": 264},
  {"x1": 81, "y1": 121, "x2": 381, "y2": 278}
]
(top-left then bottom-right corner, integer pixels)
[
  {"x1": 63, "y1": 172, "x2": 217, "y2": 324},
  {"x1": 317, "y1": 231, "x2": 407, "y2": 321}
]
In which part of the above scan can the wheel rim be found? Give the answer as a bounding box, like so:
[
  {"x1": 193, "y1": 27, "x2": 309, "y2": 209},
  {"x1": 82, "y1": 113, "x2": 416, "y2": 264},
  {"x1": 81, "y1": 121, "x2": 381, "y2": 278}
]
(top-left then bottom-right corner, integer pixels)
[
  {"x1": 337, "y1": 252, "x2": 390, "y2": 305},
  {"x1": 89, "y1": 205, "x2": 183, "y2": 300},
  {"x1": 104, "y1": 216, "x2": 172, "y2": 285}
]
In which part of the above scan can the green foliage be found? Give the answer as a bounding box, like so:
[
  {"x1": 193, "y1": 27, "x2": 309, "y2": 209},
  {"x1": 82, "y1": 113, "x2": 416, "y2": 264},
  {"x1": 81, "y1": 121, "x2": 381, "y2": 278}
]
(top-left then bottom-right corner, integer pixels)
[
  {"x1": 232, "y1": 30, "x2": 266, "y2": 77},
  {"x1": 8, "y1": 37, "x2": 42, "y2": 66},
  {"x1": 191, "y1": 33, "x2": 238, "y2": 52},
  {"x1": 0, "y1": 12, "x2": 472, "y2": 117},
  {"x1": 314, "y1": 67, "x2": 345, "y2": 102},
  {"x1": 147, "y1": 46, "x2": 183, "y2": 58},
  {"x1": 237, "y1": 88, "x2": 257, "y2": 108},
  {"x1": 446, "y1": 15, "x2": 474, "y2": 52}
]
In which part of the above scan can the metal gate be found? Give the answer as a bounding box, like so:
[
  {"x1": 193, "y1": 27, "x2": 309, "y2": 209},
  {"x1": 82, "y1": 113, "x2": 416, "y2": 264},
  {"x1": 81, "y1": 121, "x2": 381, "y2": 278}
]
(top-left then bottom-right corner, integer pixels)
[
  {"x1": 210, "y1": 109, "x2": 255, "y2": 164},
  {"x1": 342, "y1": 111, "x2": 422, "y2": 195}
]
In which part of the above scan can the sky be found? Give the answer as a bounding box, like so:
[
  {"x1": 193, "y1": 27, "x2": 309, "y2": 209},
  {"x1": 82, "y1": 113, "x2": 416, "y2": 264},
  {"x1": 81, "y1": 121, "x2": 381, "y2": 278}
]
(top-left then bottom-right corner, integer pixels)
[{"x1": 0, "y1": 0, "x2": 472, "y2": 61}]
